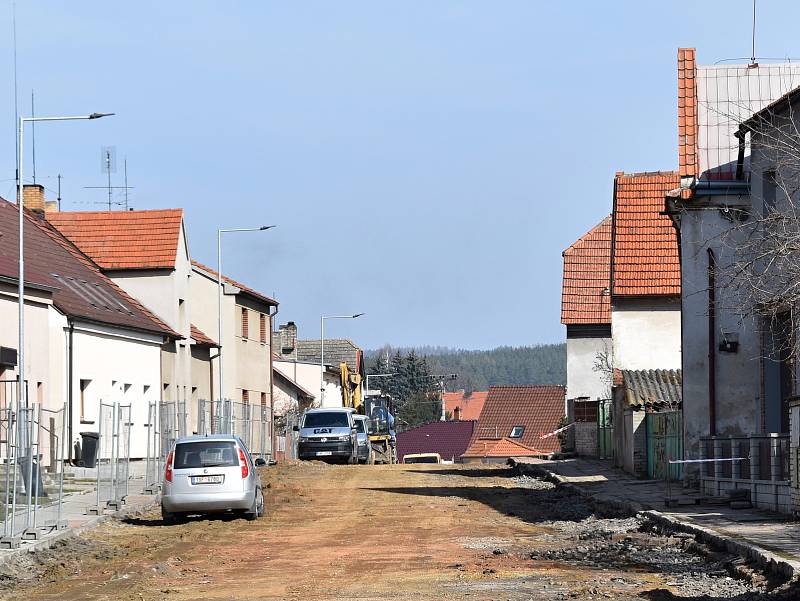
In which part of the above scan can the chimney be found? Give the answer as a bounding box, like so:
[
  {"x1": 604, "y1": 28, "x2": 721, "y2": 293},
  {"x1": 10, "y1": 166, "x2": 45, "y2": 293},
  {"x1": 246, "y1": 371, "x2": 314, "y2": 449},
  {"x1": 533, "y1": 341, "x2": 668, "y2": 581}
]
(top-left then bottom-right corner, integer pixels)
[
  {"x1": 453, "y1": 406, "x2": 461, "y2": 421},
  {"x1": 22, "y1": 184, "x2": 45, "y2": 215},
  {"x1": 281, "y1": 322, "x2": 297, "y2": 352},
  {"x1": 45, "y1": 201, "x2": 58, "y2": 214}
]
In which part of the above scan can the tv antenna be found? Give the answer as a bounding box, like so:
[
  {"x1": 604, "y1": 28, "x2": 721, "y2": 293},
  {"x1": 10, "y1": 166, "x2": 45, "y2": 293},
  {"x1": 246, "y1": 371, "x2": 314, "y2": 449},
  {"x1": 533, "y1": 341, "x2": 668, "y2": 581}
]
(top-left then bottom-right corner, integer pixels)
[
  {"x1": 83, "y1": 147, "x2": 134, "y2": 210},
  {"x1": 751, "y1": 0, "x2": 757, "y2": 66}
]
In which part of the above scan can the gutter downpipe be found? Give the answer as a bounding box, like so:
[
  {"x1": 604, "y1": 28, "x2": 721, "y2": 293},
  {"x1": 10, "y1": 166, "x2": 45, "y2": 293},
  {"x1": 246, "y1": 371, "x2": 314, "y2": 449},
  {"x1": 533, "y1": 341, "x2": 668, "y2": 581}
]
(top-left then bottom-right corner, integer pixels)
[
  {"x1": 707, "y1": 248, "x2": 717, "y2": 436},
  {"x1": 269, "y1": 304, "x2": 278, "y2": 461},
  {"x1": 67, "y1": 319, "x2": 75, "y2": 464}
]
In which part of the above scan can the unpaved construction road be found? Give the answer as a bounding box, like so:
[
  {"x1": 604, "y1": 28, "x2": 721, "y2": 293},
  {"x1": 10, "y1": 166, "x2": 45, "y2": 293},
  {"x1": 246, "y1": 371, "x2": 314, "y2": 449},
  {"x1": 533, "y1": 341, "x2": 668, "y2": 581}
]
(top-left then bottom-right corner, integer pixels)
[{"x1": 0, "y1": 462, "x2": 796, "y2": 600}]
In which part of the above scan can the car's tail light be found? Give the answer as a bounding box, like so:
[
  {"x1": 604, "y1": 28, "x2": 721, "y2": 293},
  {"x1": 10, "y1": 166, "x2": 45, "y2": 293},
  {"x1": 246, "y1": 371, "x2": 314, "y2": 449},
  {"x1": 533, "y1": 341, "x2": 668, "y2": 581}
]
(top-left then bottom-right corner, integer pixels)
[
  {"x1": 165, "y1": 451, "x2": 173, "y2": 483},
  {"x1": 238, "y1": 448, "x2": 249, "y2": 479}
]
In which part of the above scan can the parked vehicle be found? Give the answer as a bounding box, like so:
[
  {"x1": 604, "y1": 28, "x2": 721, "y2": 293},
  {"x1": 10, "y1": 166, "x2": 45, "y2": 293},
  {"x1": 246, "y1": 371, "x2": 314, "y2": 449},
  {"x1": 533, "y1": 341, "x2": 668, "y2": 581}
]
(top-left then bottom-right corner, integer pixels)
[
  {"x1": 295, "y1": 408, "x2": 358, "y2": 463},
  {"x1": 353, "y1": 415, "x2": 373, "y2": 464},
  {"x1": 161, "y1": 435, "x2": 264, "y2": 523},
  {"x1": 402, "y1": 453, "x2": 442, "y2": 464}
]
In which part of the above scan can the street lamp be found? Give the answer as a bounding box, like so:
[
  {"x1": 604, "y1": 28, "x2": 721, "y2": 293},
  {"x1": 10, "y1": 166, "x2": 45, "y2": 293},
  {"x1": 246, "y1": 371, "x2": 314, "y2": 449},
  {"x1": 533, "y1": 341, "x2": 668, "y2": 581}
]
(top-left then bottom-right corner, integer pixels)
[
  {"x1": 319, "y1": 313, "x2": 363, "y2": 405},
  {"x1": 217, "y1": 226, "x2": 275, "y2": 401},
  {"x1": 13, "y1": 112, "x2": 112, "y2": 537},
  {"x1": 16, "y1": 112, "x2": 114, "y2": 411}
]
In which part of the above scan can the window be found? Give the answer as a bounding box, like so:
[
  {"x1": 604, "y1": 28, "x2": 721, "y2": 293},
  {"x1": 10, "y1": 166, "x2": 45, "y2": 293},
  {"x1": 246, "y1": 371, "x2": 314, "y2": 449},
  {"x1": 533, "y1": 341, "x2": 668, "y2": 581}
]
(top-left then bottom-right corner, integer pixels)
[
  {"x1": 260, "y1": 313, "x2": 267, "y2": 343},
  {"x1": 261, "y1": 391, "x2": 267, "y2": 406},
  {"x1": 163, "y1": 382, "x2": 170, "y2": 401},
  {"x1": 79, "y1": 379, "x2": 91, "y2": 422},
  {"x1": 509, "y1": 426, "x2": 525, "y2": 438},
  {"x1": 241, "y1": 308, "x2": 249, "y2": 338},
  {"x1": 763, "y1": 170, "x2": 777, "y2": 216},
  {"x1": 37, "y1": 382, "x2": 43, "y2": 405},
  {"x1": 574, "y1": 400, "x2": 599, "y2": 423},
  {"x1": 242, "y1": 389, "x2": 249, "y2": 404},
  {"x1": 178, "y1": 298, "x2": 185, "y2": 326}
]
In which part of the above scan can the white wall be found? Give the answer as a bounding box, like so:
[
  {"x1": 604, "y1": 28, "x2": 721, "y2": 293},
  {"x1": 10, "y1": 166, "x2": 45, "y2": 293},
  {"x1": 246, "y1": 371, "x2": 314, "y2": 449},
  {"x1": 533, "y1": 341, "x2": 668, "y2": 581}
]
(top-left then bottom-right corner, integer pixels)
[
  {"x1": 611, "y1": 298, "x2": 682, "y2": 371},
  {"x1": 566, "y1": 335, "x2": 612, "y2": 402},
  {"x1": 274, "y1": 360, "x2": 341, "y2": 408},
  {"x1": 70, "y1": 321, "x2": 163, "y2": 459}
]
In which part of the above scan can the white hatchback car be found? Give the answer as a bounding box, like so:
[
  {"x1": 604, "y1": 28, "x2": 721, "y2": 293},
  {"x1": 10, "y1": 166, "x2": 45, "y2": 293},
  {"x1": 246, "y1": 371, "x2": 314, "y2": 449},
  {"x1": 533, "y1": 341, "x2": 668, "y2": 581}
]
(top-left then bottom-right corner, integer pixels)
[{"x1": 161, "y1": 434, "x2": 264, "y2": 523}]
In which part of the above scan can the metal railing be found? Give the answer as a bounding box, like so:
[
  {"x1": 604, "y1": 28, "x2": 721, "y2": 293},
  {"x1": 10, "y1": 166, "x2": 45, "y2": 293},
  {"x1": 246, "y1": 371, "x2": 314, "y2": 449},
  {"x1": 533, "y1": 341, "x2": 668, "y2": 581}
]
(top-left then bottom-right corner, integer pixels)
[
  {"x1": 197, "y1": 399, "x2": 271, "y2": 458},
  {"x1": 0, "y1": 396, "x2": 68, "y2": 549},
  {"x1": 88, "y1": 403, "x2": 132, "y2": 514},
  {"x1": 700, "y1": 434, "x2": 790, "y2": 482}
]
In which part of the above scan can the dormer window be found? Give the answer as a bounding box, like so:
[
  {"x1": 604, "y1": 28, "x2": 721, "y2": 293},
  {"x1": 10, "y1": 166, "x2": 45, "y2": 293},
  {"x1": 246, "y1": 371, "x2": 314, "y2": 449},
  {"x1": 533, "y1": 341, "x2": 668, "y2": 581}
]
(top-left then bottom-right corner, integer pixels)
[{"x1": 510, "y1": 426, "x2": 524, "y2": 438}]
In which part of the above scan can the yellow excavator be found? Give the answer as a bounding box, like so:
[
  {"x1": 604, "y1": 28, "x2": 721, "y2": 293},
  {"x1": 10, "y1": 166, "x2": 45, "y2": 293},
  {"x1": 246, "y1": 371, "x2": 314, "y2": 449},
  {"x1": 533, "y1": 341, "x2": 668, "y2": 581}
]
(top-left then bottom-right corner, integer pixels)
[{"x1": 340, "y1": 363, "x2": 397, "y2": 464}]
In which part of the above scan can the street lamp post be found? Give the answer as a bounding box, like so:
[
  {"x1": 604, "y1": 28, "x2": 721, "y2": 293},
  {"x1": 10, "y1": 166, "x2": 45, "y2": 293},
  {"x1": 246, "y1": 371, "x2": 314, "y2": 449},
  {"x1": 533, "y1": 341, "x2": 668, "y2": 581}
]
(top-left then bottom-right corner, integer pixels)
[
  {"x1": 216, "y1": 226, "x2": 275, "y2": 401},
  {"x1": 319, "y1": 313, "x2": 363, "y2": 405},
  {"x1": 14, "y1": 112, "x2": 112, "y2": 537}
]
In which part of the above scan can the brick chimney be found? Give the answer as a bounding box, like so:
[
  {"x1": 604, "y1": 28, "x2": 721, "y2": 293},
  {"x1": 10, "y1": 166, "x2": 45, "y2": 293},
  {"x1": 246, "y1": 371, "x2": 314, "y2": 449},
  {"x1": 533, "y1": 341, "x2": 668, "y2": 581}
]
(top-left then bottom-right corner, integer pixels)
[
  {"x1": 453, "y1": 406, "x2": 461, "y2": 421},
  {"x1": 280, "y1": 322, "x2": 297, "y2": 355},
  {"x1": 45, "y1": 201, "x2": 58, "y2": 214},
  {"x1": 22, "y1": 184, "x2": 45, "y2": 214}
]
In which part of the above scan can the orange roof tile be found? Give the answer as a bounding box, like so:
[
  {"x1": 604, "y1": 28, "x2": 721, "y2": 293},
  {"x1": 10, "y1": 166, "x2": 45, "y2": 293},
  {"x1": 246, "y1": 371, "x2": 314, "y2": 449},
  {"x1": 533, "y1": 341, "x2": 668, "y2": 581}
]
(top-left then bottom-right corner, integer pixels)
[
  {"x1": 443, "y1": 391, "x2": 488, "y2": 421},
  {"x1": 472, "y1": 385, "x2": 565, "y2": 454},
  {"x1": 611, "y1": 172, "x2": 681, "y2": 297},
  {"x1": 677, "y1": 48, "x2": 698, "y2": 180},
  {"x1": 561, "y1": 216, "x2": 611, "y2": 325},
  {"x1": 461, "y1": 437, "x2": 548, "y2": 459},
  {"x1": 190, "y1": 324, "x2": 218, "y2": 347},
  {"x1": 47, "y1": 209, "x2": 183, "y2": 270},
  {"x1": 191, "y1": 260, "x2": 278, "y2": 307}
]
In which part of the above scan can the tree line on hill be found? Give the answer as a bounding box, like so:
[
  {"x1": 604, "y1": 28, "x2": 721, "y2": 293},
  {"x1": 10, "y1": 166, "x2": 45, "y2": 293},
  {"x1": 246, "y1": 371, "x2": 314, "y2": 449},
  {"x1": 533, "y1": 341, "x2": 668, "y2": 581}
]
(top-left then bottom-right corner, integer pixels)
[{"x1": 365, "y1": 344, "x2": 565, "y2": 429}]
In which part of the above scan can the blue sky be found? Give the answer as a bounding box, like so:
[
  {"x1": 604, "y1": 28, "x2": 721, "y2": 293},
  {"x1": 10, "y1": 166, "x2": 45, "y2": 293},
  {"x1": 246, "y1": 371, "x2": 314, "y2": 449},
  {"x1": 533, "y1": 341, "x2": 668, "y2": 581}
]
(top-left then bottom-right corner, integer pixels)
[{"x1": 3, "y1": 1, "x2": 800, "y2": 349}]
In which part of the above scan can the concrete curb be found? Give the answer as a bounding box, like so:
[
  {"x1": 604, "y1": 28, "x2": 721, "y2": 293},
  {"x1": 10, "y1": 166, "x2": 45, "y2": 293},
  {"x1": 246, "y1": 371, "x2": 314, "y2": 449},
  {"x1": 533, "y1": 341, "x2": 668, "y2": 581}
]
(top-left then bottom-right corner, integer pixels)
[
  {"x1": 510, "y1": 459, "x2": 799, "y2": 582},
  {"x1": 0, "y1": 494, "x2": 160, "y2": 567}
]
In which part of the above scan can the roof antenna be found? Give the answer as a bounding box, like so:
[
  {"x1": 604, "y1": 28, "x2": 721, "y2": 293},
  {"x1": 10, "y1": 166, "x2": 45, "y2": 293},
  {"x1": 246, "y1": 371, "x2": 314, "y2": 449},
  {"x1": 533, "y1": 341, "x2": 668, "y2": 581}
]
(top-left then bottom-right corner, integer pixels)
[
  {"x1": 750, "y1": 0, "x2": 758, "y2": 67},
  {"x1": 57, "y1": 173, "x2": 62, "y2": 211},
  {"x1": 31, "y1": 90, "x2": 36, "y2": 184}
]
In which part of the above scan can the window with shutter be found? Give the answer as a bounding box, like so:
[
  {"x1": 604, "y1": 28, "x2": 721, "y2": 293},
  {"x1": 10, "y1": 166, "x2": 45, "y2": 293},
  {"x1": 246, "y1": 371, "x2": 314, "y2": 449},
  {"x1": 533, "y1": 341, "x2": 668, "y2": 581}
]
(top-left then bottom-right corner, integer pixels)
[
  {"x1": 241, "y1": 307, "x2": 249, "y2": 338},
  {"x1": 261, "y1": 392, "x2": 267, "y2": 406},
  {"x1": 260, "y1": 313, "x2": 267, "y2": 343},
  {"x1": 242, "y1": 389, "x2": 249, "y2": 404}
]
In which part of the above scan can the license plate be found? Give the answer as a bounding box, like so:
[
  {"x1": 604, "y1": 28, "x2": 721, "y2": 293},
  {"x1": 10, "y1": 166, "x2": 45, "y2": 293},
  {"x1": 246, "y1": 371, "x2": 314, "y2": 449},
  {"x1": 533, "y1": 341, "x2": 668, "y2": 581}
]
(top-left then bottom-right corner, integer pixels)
[
  {"x1": 316, "y1": 451, "x2": 333, "y2": 456},
  {"x1": 192, "y1": 475, "x2": 223, "y2": 484}
]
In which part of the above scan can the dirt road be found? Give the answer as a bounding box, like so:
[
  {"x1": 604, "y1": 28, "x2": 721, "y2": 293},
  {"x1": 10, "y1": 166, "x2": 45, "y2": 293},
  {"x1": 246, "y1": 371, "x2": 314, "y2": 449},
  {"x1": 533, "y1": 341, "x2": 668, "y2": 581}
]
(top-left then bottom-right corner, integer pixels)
[{"x1": 0, "y1": 462, "x2": 789, "y2": 600}]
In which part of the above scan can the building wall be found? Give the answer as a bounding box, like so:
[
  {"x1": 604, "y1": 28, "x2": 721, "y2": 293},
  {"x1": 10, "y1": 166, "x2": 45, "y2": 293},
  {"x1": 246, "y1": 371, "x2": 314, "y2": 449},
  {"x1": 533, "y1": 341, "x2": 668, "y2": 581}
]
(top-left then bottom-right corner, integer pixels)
[
  {"x1": 677, "y1": 201, "x2": 762, "y2": 466},
  {"x1": 574, "y1": 422, "x2": 598, "y2": 457},
  {"x1": 0, "y1": 283, "x2": 54, "y2": 410},
  {"x1": 611, "y1": 298, "x2": 681, "y2": 370},
  {"x1": 274, "y1": 360, "x2": 340, "y2": 408},
  {"x1": 566, "y1": 333, "x2": 611, "y2": 402},
  {"x1": 106, "y1": 222, "x2": 194, "y2": 404},
  {"x1": 69, "y1": 321, "x2": 163, "y2": 459}
]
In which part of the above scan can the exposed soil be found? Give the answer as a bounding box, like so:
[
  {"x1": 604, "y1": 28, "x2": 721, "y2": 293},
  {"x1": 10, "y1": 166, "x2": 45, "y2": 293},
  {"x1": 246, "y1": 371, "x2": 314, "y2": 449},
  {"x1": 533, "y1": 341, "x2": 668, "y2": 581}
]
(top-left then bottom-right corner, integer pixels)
[{"x1": 0, "y1": 462, "x2": 796, "y2": 600}]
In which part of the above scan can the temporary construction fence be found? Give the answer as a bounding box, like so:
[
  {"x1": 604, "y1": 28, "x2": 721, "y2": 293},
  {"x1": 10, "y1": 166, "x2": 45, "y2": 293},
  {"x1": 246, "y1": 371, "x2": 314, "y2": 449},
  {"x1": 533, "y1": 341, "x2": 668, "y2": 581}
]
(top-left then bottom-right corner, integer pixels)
[
  {"x1": 275, "y1": 412, "x2": 299, "y2": 461},
  {"x1": 197, "y1": 399, "x2": 272, "y2": 459},
  {"x1": 0, "y1": 383, "x2": 68, "y2": 549},
  {"x1": 143, "y1": 401, "x2": 161, "y2": 494},
  {"x1": 87, "y1": 402, "x2": 132, "y2": 514}
]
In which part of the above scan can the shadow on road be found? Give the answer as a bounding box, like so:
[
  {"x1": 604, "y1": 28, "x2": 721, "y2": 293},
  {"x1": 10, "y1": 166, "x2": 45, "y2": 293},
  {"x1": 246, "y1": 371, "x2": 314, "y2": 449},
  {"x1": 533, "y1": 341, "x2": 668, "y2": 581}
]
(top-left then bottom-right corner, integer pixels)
[
  {"x1": 640, "y1": 586, "x2": 799, "y2": 601},
  {"x1": 368, "y1": 485, "x2": 593, "y2": 523},
  {"x1": 404, "y1": 467, "x2": 517, "y2": 479}
]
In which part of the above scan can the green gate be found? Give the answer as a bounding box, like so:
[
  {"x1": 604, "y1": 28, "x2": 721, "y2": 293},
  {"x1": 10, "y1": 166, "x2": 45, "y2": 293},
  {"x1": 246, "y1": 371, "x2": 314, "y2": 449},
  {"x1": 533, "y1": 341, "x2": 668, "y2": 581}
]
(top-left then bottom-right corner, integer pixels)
[
  {"x1": 597, "y1": 399, "x2": 613, "y2": 459},
  {"x1": 646, "y1": 411, "x2": 683, "y2": 480}
]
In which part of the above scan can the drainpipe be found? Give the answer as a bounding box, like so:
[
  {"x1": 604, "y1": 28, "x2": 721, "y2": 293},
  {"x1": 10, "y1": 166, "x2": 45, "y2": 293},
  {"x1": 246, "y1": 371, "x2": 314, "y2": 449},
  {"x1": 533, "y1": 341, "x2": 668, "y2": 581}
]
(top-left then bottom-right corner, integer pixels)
[
  {"x1": 707, "y1": 248, "x2": 717, "y2": 436},
  {"x1": 269, "y1": 304, "x2": 278, "y2": 460},
  {"x1": 67, "y1": 319, "x2": 75, "y2": 464}
]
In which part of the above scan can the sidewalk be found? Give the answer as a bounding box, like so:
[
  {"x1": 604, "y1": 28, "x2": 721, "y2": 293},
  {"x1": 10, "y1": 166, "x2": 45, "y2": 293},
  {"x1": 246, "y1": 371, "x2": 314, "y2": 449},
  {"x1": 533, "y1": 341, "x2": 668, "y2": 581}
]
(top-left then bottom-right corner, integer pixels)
[
  {"x1": 512, "y1": 457, "x2": 800, "y2": 580},
  {"x1": 0, "y1": 469, "x2": 159, "y2": 561}
]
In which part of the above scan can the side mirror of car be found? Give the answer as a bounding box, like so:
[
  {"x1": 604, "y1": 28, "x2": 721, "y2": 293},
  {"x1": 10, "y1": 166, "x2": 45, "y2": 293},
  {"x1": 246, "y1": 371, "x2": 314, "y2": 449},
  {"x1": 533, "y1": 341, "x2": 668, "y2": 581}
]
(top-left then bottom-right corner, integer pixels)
[{"x1": 292, "y1": 425, "x2": 299, "y2": 432}]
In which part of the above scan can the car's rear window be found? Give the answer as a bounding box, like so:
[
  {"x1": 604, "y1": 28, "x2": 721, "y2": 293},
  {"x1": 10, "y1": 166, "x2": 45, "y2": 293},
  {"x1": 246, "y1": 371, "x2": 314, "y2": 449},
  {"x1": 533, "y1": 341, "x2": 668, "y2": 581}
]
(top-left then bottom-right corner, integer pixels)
[
  {"x1": 303, "y1": 412, "x2": 350, "y2": 428},
  {"x1": 174, "y1": 441, "x2": 239, "y2": 469}
]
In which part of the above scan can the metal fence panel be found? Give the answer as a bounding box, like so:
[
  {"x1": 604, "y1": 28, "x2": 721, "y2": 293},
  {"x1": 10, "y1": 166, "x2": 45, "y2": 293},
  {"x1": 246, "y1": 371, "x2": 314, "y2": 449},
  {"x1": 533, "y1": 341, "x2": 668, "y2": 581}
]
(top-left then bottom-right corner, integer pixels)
[
  {"x1": 114, "y1": 404, "x2": 132, "y2": 506},
  {"x1": 143, "y1": 401, "x2": 160, "y2": 494},
  {"x1": 92, "y1": 403, "x2": 115, "y2": 514},
  {"x1": 646, "y1": 410, "x2": 683, "y2": 481}
]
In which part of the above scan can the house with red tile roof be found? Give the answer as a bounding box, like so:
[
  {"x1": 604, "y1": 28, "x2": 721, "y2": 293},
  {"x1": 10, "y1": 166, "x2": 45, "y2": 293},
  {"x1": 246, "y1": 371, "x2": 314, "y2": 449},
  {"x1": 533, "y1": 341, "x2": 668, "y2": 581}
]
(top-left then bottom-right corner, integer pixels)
[
  {"x1": 45, "y1": 191, "x2": 279, "y2": 460},
  {"x1": 190, "y1": 260, "x2": 278, "y2": 425},
  {"x1": 461, "y1": 386, "x2": 564, "y2": 463},
  {"x1": 561, "y1": 216, "x2": 612, "y2": 447},
  {"x1": 442, "y1": 390, "x2": 487, "y2": 421},
  {"x1": 664, "y1": 49, "x2": 800, "y2": 507},
  {"x1": 0, "y1": 193, "x2": 178, "y2": 460},
  {"x1": 397, "y1": 420, "x2": 475, "y2": 463}
]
